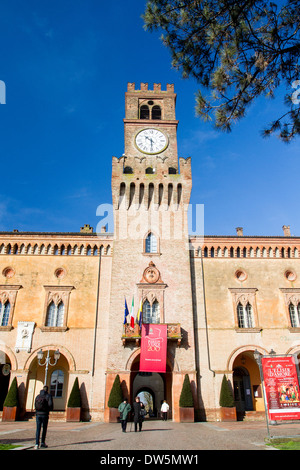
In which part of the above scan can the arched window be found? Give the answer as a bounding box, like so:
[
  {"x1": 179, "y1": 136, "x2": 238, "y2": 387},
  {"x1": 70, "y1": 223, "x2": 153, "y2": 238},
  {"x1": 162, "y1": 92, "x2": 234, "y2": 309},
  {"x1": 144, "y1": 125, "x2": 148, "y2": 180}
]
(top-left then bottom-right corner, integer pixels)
[
  {"x1": 289, "y1": 303, "x2": 300, "y2": 328},
  {"x1": 50, "y1": 369, "x2": 64, "y2": 398},
  {"x1": 46, "y1": 301, "x2": 65, "y2": 327},
  {"x1": 124, "y1": 166, "x2": 133, "y2": 174},
  {"x1": 237, "y1": 302, "x2": 253, "y2": 328},
  {"x1": 168, "y1": 167, "x2": 177, "y2": 174},
  {"x1": 140, "y1": 105, "x2": 149, "y2": 119},
  {"x1": 145, "y1": 232, "x2": 157, "y2": 253},
  {"x1": 145, "y1": 167, "x2": 155, "y2": 174},
  {"x1": 0, "y1": 301, "x2": 11, "y2": 327},
  {"x1": 152, "y1": 105, "x2": 161, "y2": 120},
  {"x1": 142, "y1": 299, "x2": 160, "y2": 324}
]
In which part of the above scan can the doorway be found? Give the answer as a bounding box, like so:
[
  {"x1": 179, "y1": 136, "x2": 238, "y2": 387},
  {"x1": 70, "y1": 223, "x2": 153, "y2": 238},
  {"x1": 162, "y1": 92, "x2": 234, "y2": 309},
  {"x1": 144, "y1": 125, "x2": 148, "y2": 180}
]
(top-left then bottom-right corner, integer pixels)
[
  {"x1": 0, "y1": 359, "x2": 11, "y2": 410},
  {"x1": 233, "y1": 367, "x2": 253, "y2": 419},
  {"x1": 130, "y1": 354, "x2": 172, "y2": 419}
]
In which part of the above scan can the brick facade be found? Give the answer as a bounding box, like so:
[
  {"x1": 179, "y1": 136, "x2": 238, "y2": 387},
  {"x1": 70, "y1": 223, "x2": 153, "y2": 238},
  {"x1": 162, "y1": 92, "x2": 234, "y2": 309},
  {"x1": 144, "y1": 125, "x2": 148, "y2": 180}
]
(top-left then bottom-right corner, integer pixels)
[{"x1": 0, "y1": 84, "x2": 299, "y2": 422}]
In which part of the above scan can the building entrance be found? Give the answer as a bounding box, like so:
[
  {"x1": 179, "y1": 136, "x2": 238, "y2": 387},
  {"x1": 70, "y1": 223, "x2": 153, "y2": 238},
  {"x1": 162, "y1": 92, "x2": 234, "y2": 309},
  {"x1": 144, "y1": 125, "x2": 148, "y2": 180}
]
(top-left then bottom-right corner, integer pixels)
[
  {"x1": 130, "y1": 354, "x2": 172, "y2": 419},
  {"x1": 0, "y1": 358, "x2": 11, "y2": 410}
]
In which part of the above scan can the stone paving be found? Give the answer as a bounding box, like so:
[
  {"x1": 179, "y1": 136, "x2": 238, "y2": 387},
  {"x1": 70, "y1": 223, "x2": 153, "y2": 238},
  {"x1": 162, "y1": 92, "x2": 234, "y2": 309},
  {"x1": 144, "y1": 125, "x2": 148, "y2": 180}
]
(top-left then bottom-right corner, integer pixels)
[{"x1": 1, "y1": 418, "x2": 300, "y2": 453}]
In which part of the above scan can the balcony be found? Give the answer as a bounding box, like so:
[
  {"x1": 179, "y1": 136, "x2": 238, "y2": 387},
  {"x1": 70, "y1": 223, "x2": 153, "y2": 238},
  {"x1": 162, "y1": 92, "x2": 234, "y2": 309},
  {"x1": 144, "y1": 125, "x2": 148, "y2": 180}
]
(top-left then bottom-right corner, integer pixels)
[{"x1": 122, "y1": 323, "x2": 182, "y2": 346}]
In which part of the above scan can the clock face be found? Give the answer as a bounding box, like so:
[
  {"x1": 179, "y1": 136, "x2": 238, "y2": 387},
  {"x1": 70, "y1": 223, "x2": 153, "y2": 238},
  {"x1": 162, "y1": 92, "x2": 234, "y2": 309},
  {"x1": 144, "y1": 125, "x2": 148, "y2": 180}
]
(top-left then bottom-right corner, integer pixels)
[{"x1": 135, "y1": 128, "x2": 168, "y2": 154}]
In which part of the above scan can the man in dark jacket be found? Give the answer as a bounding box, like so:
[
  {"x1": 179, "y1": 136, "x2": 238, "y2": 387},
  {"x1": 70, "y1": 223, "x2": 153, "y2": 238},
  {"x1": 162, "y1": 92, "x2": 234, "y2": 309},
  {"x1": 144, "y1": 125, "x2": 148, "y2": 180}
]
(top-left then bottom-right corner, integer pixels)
[
  {"x1": 34, "y1": 385, "x2": 53, "y2": 449},
  {"x1": 133, "y1": 396, "x2": 145, "y2": 432}
]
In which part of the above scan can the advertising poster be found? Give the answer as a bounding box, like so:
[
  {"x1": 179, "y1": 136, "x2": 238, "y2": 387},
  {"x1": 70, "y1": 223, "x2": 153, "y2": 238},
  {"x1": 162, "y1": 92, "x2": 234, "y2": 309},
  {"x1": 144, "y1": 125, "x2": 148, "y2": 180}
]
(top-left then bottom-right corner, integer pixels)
[
  {"x1": 261, "y1": 355, "x2": 300, "y2": 421},
  {"x1": 140, "y1": 324, "x2": 167, "y2": 373}
]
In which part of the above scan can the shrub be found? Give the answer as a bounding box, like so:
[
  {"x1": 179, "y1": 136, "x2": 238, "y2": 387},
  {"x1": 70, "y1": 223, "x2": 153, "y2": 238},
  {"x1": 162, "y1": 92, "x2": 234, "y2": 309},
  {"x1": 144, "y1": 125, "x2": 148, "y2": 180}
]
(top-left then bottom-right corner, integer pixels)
[
  {"x1": 67, "y1": 377, "x2": 81, "y2": 408},
  {"x1": 3, "y1": 377, "x2": 18, "y2": 407},
  {"x1": 219, "y1": 375, "x2": 235, "y2": 407},
  {"x1": 179, "y1": 374, "x2": 194, "y2": 408},
  {"x1": 107, "y1": 375, "x2": 123, "y2": 408}
]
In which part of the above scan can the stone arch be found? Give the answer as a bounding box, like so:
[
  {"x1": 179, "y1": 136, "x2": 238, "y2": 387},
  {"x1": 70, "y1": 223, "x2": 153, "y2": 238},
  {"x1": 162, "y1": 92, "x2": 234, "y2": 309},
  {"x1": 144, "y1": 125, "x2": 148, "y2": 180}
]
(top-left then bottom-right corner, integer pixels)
[
  {"x1": 0, "y1": 344, "x2": 18, "y2": 370},
  {"x1": 227, "y1": 345, "x2": 268, "y2": 371},
  {"x1": 125, "y1": 347, "x2": 180, "y2": 373},
  {"x1": 24, "y1": 344, "x2": 76, "y2": 372},
  {"x1": 286, "y1": 345, "x2": 300, "y2": 356}
]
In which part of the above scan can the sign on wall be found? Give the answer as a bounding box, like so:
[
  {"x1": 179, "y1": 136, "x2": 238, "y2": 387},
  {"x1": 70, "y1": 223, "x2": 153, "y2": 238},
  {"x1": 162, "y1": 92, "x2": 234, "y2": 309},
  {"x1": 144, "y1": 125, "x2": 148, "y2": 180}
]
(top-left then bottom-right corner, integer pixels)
[
  {"x1": 15, "y1": 322, "x2": 35, "y2": 353},
  {"x1": 140, "y1": 324, "x2": 167, "y2": 373},
  {"x1": 262, "y1": 355, "x2": 300, "y2": 421}
]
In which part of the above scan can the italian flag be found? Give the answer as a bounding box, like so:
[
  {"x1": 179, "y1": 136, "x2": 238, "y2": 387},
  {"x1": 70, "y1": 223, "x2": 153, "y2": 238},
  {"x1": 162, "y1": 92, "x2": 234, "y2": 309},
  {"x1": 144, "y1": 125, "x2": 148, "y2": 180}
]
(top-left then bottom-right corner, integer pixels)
[{"x1": 130, "y1": 297, "x2": 135, "y2": 328}]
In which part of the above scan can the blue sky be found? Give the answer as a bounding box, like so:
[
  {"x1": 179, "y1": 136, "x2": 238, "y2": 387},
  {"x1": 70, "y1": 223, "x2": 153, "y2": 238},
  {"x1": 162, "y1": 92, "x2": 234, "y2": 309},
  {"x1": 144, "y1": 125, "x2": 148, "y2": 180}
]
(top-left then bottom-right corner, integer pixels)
[{"x1": 0, "y1": 0, "x2": 299, "y2": 237}]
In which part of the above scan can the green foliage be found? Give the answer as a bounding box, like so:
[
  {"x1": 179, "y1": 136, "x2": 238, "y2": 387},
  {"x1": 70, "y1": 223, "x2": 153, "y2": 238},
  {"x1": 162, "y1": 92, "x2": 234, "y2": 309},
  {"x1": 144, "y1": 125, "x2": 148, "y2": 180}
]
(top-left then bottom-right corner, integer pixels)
[
  {"x1": 67, "y1": 377, "x2": 81, "y2": 408},
  {"x1": 219, "y1": 375, "x2": 235, "y2": 408},
  {"x1": 107, "y1": 375, "x2": 123, "y2": 408},
  {"x1": 179, "y1": 374, "x2": 194, "y2": 408},
  {"x1": 3, "y1": 377, "x2": 18, "y2": 408},
  {"x1": 143, "y1": 0, "x2": 300, "y2": 142}
]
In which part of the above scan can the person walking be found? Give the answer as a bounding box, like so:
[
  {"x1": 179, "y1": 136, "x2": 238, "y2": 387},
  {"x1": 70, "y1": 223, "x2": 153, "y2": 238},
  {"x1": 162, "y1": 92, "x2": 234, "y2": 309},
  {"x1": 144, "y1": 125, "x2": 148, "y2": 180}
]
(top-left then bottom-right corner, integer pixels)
[
  {"x1": 161, "y1": 400, "x2": 169, "y2": 421},
  {"x1": 118, "y1": 398, "x2": 131, "y2": 432},
  {"x1": 34, "y1": 385, "x2": 53, "y2": 449},
  {"x1": 133, "y1": 396, "x2": 145, "y2": 432}
]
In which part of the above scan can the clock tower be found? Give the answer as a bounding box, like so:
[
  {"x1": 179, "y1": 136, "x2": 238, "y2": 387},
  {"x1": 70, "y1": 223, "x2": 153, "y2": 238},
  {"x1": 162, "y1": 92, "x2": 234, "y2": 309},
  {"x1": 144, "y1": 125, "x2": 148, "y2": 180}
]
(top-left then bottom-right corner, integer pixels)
[
  {"x1": 123, "y1": 82, "x2": 179, "y2": 169},
  {"x1": 105, "y1": 83, "x2": 196, "y2": 422}
]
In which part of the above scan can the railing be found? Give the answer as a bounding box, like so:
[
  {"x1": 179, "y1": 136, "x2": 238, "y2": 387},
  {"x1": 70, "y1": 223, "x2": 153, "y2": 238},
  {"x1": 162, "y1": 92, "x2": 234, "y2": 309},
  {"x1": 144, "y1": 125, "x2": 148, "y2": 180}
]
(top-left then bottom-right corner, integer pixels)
[{"x1": 122, "y1": 323, "x2": 182, "y2": 346}]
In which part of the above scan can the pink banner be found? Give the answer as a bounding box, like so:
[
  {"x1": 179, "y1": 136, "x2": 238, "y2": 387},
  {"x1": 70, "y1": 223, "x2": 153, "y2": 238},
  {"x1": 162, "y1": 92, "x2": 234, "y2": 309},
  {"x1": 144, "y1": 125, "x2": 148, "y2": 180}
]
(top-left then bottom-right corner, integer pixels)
[
  {"x1": 140, "y1": 324, "x2": 167, "y2": 373},
  {"x1": 262, "y1": 355, "x2": 300, "y2": 421}
]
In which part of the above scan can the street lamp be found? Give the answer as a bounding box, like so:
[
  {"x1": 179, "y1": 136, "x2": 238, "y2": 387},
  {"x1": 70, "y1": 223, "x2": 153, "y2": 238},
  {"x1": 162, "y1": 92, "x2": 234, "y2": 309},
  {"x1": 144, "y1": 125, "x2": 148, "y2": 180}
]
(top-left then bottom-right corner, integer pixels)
[
  {"x1": 253, "y1": 348, "x2": 277, "y2": 436},
  {"x1": 37, "y1": 349, "x2": 60, "y2": 386}
]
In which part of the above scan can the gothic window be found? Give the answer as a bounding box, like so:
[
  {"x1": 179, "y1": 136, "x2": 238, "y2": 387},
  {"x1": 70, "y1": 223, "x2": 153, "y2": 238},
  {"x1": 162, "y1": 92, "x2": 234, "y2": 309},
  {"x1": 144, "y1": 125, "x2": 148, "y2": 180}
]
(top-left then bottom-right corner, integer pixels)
[
  {"x1": 42, "y1": 286, "x2": 73, "y2": 331},
  {"x1": 50, "y1": 369, "x2": 64, "y2": 398},
  {"x1": 142, "y1": 299, "x2": 160, "y2": 324},
  {"x1": 289, "y1": 303, "x2": 300, "y2": 328},
  {"x1": 237, "y1": 302, "x2": 254, "y2": 328},
  {"x1": 0, "y1": 286, "x2": 21, "y2": 330},
  {"x1": 140, "y1": 105, "x2": 149, "y2": 119},
  {"x1": 46, "y1": 301, "x2": 65, "y2": 327},
  {"x1": 124, "y1": 166, "x2": 133, "y2": 174},
  {"x1": 145, "y1": 232, "x2": 157, "y2": 253},
  {"x1": 229, "y1": 288, "x2": 259, "y2": 331},
  {"x1": 0, "y1": 301, "x2": 11, "y2": 327},
  {"x1": 152, "y1": 105, "x2": 161, "y2": 120}
]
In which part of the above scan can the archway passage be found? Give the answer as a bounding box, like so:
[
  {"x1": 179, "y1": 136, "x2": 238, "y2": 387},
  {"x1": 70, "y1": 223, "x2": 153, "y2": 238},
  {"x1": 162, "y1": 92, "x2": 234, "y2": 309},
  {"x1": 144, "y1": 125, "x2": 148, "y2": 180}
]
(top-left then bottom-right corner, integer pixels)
[
  {"x1": 0, "y1": 355, "x2": 11, "y2": 410},
  {"x1": 232, "y1": 351, "x2": 262, "y2": 421},
  {"x1": 130, "y1": 354, "x2": 172, "y2": 420},
  {"x1": 25, "y1": 349, "x2": 70, "y2": 412}
]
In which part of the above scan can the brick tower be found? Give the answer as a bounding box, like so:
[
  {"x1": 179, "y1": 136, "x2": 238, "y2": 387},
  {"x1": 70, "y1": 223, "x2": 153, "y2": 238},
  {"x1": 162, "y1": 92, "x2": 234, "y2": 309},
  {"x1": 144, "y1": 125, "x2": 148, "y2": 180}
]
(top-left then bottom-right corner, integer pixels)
[{"x1": 105, "y1": 83, "x2": 196, "y2": 422}]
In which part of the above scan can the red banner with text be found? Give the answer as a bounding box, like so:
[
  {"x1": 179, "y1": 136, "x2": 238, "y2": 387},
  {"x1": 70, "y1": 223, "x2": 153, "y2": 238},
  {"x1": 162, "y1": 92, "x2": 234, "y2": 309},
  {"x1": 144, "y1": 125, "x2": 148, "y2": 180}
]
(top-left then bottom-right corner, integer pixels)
[
  {"x1": 140, "y1": 324, "x2": 167, "y2": 373},
  {"x1": 262, "y1": 355, "x2": 300, "y2": 421}
]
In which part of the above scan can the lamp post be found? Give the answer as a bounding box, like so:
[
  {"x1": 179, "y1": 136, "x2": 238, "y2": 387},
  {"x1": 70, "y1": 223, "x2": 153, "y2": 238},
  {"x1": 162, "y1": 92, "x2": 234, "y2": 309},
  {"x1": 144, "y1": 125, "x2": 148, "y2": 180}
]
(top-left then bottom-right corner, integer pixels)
[
  {"x1": 37, "y1": 349, "x2": 60, "y2": 387},
  {"x1": 254, "y1": 348, "x2": 277, "y2": 438}
]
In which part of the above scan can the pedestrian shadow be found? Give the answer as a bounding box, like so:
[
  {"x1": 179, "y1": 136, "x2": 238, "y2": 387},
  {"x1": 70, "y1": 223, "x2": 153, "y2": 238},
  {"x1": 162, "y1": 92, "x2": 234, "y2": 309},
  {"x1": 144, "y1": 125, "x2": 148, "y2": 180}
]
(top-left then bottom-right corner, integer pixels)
[
  {"x1": 0, "y1": 437, "x2": 33, "y2": 444},
  {"x1": 130, "y1": 429, "x2": 173, "y2": 432},
  {"x1": 48, "y1": 439, "x2": 114, "y2": 449}
]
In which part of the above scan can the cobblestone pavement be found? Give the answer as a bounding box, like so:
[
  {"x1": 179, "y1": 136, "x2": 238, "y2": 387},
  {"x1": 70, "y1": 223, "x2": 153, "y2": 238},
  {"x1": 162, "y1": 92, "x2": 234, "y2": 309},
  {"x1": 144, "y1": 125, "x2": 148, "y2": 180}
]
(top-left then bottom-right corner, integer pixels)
[{"x1": 1, "y1": 419, "x2": 300, "y2": 453}]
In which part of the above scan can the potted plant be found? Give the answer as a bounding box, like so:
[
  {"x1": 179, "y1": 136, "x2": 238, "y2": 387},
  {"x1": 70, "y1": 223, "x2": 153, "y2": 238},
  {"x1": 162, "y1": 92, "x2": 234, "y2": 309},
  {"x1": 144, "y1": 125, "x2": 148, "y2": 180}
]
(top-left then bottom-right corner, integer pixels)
[
  {"x1": 179, "y1": 374, "x2": 194, "y2": 422},
  {"x1": 2, "y1": 377, "x2": 18, "y2": 421},
  {"x1": 219, "y1": 374, "x2": 237, "y2": 421},
  {"x1": 66, "y1": 377, "x2": 81, "y2": 422},
  {"x1": 107, "y1": 374, "x2": 123, "y2": 422}
]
